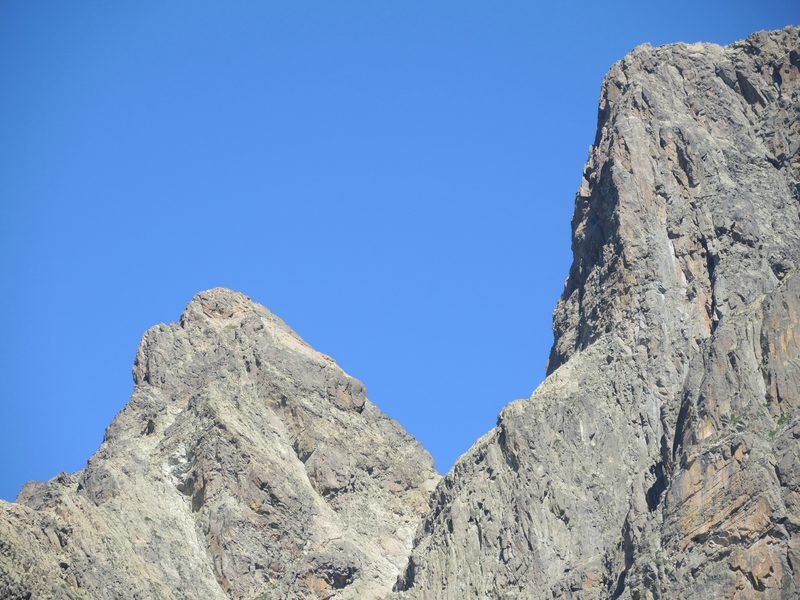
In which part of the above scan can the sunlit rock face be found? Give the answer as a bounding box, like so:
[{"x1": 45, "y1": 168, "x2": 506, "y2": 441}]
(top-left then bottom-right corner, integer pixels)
[
  {"x1": 2, "y1": 25, "x2": 800, "y2": 600},
  {"x1": 390, "y1": 26, "x2": 800, "y2": 600},
  {"x1": 0, "y1": 287, "x2": 439, "y2": 600}
]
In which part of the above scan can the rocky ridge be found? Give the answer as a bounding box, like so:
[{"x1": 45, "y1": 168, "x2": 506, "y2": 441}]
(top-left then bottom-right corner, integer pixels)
[
  {"x1": 0, "y1": 289, "x2": 439, "y2": 600},
  {"x1": 2, "y1": 25, "x2": 800, "y2": 600}
]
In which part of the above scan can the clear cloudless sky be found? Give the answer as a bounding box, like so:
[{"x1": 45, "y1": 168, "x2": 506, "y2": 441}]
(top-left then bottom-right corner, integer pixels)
[{"x1": 0, "y1": 1, "x2": 797, "y2": 501}]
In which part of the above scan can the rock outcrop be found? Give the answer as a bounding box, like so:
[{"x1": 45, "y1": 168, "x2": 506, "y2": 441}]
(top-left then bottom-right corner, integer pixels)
[
  {"x1": 0, "y1": 288, "x2": 439, "y2": 600},
  {"x1": 390, "y1": 26, "x2": 800, "y2": 600},
  {"x1": 2, "y1": 25, "x2": 800, "y2": 600}
]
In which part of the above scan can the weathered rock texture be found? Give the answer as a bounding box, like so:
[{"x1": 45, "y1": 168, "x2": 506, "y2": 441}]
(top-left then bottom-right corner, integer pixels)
[
  {"x1": 0, "y1": 288, "x2": 439, "y2": 599},
  {"x1": 390, "y1": 26, "x2": 800, "y2": 600}
]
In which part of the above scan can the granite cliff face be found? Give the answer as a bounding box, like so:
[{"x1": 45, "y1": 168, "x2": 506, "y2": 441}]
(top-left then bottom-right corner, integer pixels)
[
  {"x1": 3, "y1": 25, "x2": 800, "y2": 600},
  {"x1": 0, "y1": 289, "x2": 439, "y2": 599},
  {"x1": 390, "y1": 26, "x2": 800, "y2": 600}
]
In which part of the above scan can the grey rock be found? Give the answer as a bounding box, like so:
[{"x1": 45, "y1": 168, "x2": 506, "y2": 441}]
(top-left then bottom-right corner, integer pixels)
[
  {"x1": 391, "y1": 26, "x2": 800, "y2": 600},
  {"x1": 0, "y1": 288, "x2": 439, "y2": 599}
]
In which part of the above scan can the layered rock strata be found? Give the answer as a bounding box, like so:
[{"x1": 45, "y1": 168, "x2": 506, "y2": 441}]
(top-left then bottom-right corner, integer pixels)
[
  {"x1": 390, "y1": 26, "x2": 800, "y2": 600},
  {"x1": 0, "y1": 288, "x2": 439, "y2": 600}
]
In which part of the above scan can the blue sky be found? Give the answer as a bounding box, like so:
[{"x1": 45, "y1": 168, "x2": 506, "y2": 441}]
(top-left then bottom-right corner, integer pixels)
[{"x1": 0, "y1": 1, "x2": 796, "y2": 501}]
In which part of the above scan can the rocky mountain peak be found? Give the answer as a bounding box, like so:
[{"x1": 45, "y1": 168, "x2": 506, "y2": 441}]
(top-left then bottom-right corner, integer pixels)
[
  {"x1": 180, "y1": 287, "x2": 259, "y2": 324},
  {"x1": 2, "y1": 289, "x2": 438, "y2": 600},
  {"x1": 549, "y1": 26, "x2": 800, "y2": 377},
  {"x1": 3, "y1": 26, "x2": 800, "y2": 600}
]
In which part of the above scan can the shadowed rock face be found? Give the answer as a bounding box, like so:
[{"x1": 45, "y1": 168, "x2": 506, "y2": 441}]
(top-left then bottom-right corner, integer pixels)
[
  {"x1": 390, "y1": 26, "x2": 800, "y2": 600},
  {"x1": 2, "y1": 26, "x2": 799, "y2": 600},
  {"x1": 0, "y1": 288, "x2": 439, "y2": 600}
]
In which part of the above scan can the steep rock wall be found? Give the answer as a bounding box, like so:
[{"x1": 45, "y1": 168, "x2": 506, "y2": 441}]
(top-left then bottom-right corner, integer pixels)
[{"x1": 391, "y1": 26, "x2": 800, "y2": 600}]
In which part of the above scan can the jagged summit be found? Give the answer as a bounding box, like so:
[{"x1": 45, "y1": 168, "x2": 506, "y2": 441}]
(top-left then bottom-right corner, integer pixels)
[
  {"x1": 2, "y1": 289, "x2": 439, "y2": 600},
  {"x1": 177, "y1": 288, "x2": 289, "y2": 332},
  {"x1": 180, "y1": 287, "x2": 258, "y2": 322}
]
